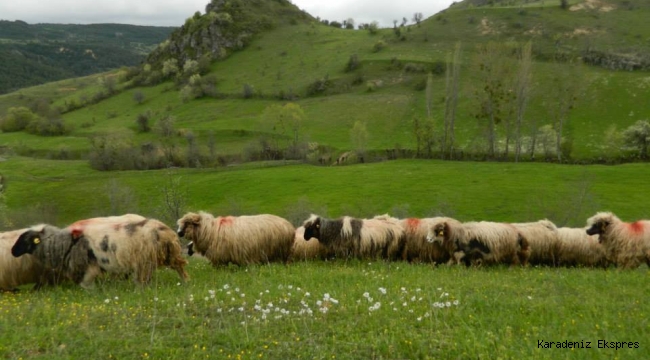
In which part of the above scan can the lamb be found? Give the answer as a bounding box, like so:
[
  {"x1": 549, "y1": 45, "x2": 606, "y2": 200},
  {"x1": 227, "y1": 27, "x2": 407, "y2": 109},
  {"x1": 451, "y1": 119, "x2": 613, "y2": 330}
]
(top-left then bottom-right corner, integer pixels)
[
  {"x1": 289, "y1": 226, "x2": 332, "y2": 261},
  {"x1": 585, "y1": 212, "x2": 650, "y2": 269},
  {"x1": 0, "y1": 226, "x2": 54, "y2": 291},
  {"x1": 301, "y1": 214, "x2": 404, "y2": 261},
  {"x1": 427, "y1": 218, "x2": 530, "y2": 267},
  {"x1": 399, "y1": 218, "x2": 449, "y2": 264},
  {"x1": 556, "y1": 227, "x2": 608, "y2": 268},
  {"x1": 12, "y1": 215, "x2": 188, "y2": 288},
  {"x1": 177, "y1": 212, "x2": 295, "y2": 266},
  {"x1": 511, "y1": 220, "x2": 560, "y2": 266}
]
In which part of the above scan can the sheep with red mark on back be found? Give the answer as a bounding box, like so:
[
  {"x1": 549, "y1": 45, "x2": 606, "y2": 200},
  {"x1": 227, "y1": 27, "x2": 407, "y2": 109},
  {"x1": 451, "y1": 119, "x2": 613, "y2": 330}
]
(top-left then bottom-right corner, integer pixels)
[
  {"x1": 177, "y1": 212, "x2": 295, "y2": 266},
  {"x1": 399, "y1": 217, "x2": 449, "y2": 264},
  {"x1": 585, "y1": 212, "x2": 650, "y2": 269}
]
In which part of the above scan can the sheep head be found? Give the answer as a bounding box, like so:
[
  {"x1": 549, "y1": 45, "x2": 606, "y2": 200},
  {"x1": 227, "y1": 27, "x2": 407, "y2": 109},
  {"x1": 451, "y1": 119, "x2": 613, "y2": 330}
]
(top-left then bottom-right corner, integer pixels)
[
  {"x1": 177, "y1": 212, "x2": 202, "y2": 239},
  {"x1": 585, "y1": 212, "x2": 615, "y2": 240},
  {"x1": 12, "y1": 228, "x2": 45, "y2": 257},
  {"x1": 302, "y1": 214, "x2": 321, "y2": 241},
  {"x1": 427, "y1": 223, "x2": 447, "y2": 244}
]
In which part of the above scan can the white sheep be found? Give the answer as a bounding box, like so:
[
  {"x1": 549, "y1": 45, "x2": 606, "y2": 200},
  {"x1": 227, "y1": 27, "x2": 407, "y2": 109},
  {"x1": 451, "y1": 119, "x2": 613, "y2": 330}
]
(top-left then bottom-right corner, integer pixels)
[
  {"x1": 427, "y1": 218, "x2": 530, "y2": 266},
  {"x1": 0, "y1": 225, "x2": 53, "y2": 291},
  {"x1": 177, "y1": 212, "x2": 295, "y2": 266},
  {"x1": 399, "y1": 218, "x2": 449, "y2": 264},
  {"x1": 512, "y1": 220, "x2": 560, "y2": 266},
  {"x1": 556, "y1": 227, "x2": 608, "y2": 268},
  {"x1": 585, "y1": 212, "x2": 650, "y2": 269}
]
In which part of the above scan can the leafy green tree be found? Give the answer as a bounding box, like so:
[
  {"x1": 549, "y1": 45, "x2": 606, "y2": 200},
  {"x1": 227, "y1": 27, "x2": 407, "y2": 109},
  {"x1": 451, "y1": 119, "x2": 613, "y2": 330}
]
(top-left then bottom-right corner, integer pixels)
[
  {"x1": 622, "y1": 120, "x2": 650, "y2": 159},
  {"x1": 0, "y1": 107, "x2": 40, "y2": 132}
]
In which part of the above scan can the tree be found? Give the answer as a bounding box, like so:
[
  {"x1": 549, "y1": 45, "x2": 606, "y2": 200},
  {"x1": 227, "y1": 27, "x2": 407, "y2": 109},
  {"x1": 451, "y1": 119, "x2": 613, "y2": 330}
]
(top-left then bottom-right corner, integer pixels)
[
  {"x1": 0, "y1": 107, "x2": 39, "y2": 132},
  {"x1": 345, "y1": 18, "x2": 355, "y2": 29},
  {"x1": 514, "y1": 41, "x2": 532, "y2": 162},
  {"x1": 133, "y1": 90, "x2": 145, "y2": 104},
  {"x1": 156, "y1": 169, "x2": 187, "y2": 225},
  {"x1": 263, "y1": 103, "x2": 305, "y2": 159},
  {"x1": 136, "y1": 110, "x2": 152, "y2": 133},
  {"x1": 367, "y1": 21, "x2": 379, "y2": 35},
  {"x1": 443, "y1": 42, "x2": 461, "y2": 159},
  {"x1": 474, "y1": 42, "x2": 515, "y2": 159},
  {"x1": 622, "y1": 120, "x2": 650, "y2": 159},
  {"x1": 549, "y1": 60, "x2": 583, "y2": 162},
  {"x1": 560, "y1": 0, "x2": 569, "y2": 9},
  {"x1": 350, "y1": 121, "x2": 369, "y2": 163},
  {"x1": 413, "y1": 116, "x2": 435, "y2": 158},
  {"x1": 413, "y1": 12, "x2": 423, "y2": 26}
]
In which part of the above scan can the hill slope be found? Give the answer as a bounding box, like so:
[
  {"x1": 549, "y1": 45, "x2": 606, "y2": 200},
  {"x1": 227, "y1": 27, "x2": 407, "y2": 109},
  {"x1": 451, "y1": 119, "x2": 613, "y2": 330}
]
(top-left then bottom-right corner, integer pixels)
[{"x1": 0, "y1": 20, "x2": 175, "y2": 94}]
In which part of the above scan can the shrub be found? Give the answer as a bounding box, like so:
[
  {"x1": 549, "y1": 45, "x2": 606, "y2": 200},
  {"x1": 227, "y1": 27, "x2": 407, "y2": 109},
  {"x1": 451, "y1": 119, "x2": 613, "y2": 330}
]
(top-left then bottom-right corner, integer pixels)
[
  {"x1": 243, "y1": 84, "x2": 255, "y2": 99},
  {"x1": 0, "y1": 107, "x2": 38, "y2": 132},
  {"x1": 345, "y1": 54, "x2": 361, "y2": 72},
  {"x1": 306, "y1": 76, "x2": 332, "y2": 96},
  {"x1": 403, "y1": 63, "x2": 426, "y2": 73},
  {"x1": 372, "y1": 41, "x2": 386, "y2": 53},
  {"x1": 136, "y1": 111, "x2": 152, "y2": 133},
  {"x1": 133, "y1": 90, "x2": 145, "y2": 104},
  {"x1": 25, "y1": 117, "x2": 72, "y2": 136}
]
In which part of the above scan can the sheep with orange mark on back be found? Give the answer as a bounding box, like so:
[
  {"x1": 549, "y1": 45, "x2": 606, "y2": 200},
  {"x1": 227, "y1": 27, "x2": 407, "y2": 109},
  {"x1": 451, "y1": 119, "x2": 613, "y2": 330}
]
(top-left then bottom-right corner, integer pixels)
[
  {"x1": 289, "y1": 226, "x2": 332, "y2": 262},
  {"x1": 399, "y1": 217, "x2": 449, "y2": 264},
  {"x1": 177, "y1": 212, "x2": 295, "y2": 266},
  {"x1": 301, "y1": 214, "x2": 404, "y2": 261},
  {"x1": 0, "y1": 225, "x2": 55, "y2": 291},
  {"x1": 585, "y1": 212, "x2": 650, "y2": 269},
  {"x1": 511, "y1": 220, "x2": 560, "y2": 266},
  {"x1": 426, "y1": 218, "x2": 530, "y2": 267},
  {"x1": 556, "y1": 227, "x2": 608, "y2": 268}
]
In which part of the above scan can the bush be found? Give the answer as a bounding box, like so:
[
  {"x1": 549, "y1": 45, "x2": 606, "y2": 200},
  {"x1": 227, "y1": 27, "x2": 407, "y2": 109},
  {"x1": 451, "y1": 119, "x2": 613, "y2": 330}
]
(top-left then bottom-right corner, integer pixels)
[
  {"x1": 306, "y1": 76, "x2": 332, "y2": 96},
  {"x1": 136, "y1": 111, "x2": 152, "y2": 133},
  {"x1": 25, "y1": 117, "x2": 73, "y2": 136},
  {"x1": 0, "y1": 107, "x2": 38, "y2": 132},
  {"x1": 403, "y1": 63, "x2": 426, "y2": 73},
  {"x1": 345, "y1": 54, "x2": 361, "y2": 72},
  {"x1": 372, "y1": 41, "x2": 386, "y2": 53},
  {"x1": 133, "y1": 90, "x2": 145, "y2": 104},
  {"x1": 243, "y1": 84, "x2": 254, "y2": 99}
]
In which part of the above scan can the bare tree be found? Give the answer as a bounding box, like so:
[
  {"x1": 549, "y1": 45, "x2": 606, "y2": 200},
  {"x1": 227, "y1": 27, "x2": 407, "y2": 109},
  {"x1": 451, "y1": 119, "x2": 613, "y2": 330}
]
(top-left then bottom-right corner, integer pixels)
[
  {"x1": 156, "y1": 169, "x2": 187, "y2": 226},
  {"x1": 514, "y1": 41, "x2": 532, "y2": 162},
  {"x1": 412, "y1": 12, "x2": 423, "y2": 26},
  {"x1": 425, "y1": 72, "x2": 434, "y2": 119},
  {"x1": 443, "y1": 42, "x2": 462, "y2": 159},
  {"x1": 549, "y1": 60, "x2": 583, "y2": 162}
]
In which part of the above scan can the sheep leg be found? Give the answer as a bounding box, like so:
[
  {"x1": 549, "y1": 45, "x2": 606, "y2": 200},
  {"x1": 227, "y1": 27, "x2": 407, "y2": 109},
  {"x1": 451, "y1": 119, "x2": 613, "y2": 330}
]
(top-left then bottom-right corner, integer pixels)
[{"x1": 79, "y1": 265, "x2": 102, "y2": 289}]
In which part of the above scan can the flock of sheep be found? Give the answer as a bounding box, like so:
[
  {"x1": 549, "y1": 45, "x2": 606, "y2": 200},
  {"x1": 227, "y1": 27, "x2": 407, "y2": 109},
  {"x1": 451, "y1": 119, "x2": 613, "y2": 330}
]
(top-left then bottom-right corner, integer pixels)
[{"x1": 1, "y1": 210, "x2": 648, "y2": 291}]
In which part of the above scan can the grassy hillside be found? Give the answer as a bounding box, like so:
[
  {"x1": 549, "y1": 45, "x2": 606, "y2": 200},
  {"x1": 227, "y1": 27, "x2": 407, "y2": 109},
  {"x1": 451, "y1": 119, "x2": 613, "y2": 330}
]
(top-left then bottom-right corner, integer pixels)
[{"x1": 0, "y1": 20, "x2": 175, "y2": 94}]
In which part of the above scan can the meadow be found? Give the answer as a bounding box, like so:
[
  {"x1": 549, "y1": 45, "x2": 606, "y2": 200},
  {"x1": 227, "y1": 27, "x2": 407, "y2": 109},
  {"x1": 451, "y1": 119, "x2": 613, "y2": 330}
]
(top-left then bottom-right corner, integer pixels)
[{"x1": 1, "y1": 258, "x2": 648, "y2": 359}]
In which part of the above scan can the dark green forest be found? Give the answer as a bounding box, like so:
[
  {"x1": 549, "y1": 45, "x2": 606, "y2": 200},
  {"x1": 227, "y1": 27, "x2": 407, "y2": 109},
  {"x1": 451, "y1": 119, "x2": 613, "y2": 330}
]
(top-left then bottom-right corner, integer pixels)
[{"x1": 0, "y1": 20, "x2": 175, "y2": 94}]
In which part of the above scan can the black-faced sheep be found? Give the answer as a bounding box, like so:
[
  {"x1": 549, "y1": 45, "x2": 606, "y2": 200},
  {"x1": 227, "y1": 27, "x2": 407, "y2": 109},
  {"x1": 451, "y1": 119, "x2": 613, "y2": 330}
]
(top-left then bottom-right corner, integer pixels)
[
  {"x1": 399, "y1": 218, "x2": 449, "y2": 264},
  {"x1": 512, "y1": 220, "x2": 560, "y2": 266},
  {"x1": 13, "y1": 215, "x2": 188, "y2": 288},
  {"x1": 11, "y1": 224, "x2": 101, "y2": 288},
  {"x1": 302, "y1": 214, "x2": 404, "y2": 261},
  {"x1": 427, "y1": 218, "x2": 530, "y2": 267},
  {"x1": 1, "y1": 226, "x2": 54, "y2": 291},
  {"x1": 289, "y1": 226, "x2": 332, "y2": 261},
  {"x1": 176, "y1": 212, "x2": 295, "y2": 266},
  {"x1": 585, "y1": 212, "x2": 650, "y2": 269},
  {"x1": 556, "y1": 227, "x2": 608, "y2": 268}
]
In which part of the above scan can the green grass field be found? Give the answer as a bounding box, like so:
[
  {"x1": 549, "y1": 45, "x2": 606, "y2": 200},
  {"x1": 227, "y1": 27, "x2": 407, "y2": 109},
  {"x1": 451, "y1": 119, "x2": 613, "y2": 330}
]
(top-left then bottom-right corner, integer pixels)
[{"x1": 2, "y1": 258, "x2": 648, "y2": 359}]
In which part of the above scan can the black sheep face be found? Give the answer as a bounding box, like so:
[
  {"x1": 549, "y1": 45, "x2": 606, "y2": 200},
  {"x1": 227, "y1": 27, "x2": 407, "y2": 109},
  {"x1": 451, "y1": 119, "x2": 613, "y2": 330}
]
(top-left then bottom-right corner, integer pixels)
[
  {"x1": 586, "y1": 220, "x2": 609, "y2": 238},
  {"x1": 11, "y1": 229, "x2": 44, "y2": 257},
  {"x1": 303, "y1": 217, "x2": 321, "y2": 241}
]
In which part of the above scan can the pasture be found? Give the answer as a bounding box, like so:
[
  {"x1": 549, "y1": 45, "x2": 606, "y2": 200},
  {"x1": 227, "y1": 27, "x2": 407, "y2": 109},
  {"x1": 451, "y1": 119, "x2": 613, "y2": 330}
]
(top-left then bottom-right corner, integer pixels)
[
  {"x1": 1, "y1": 158, "x2": 650, "y2": 358},
  {"x1": 1, "y1": 259, "x2": 648, "y2": 359}
]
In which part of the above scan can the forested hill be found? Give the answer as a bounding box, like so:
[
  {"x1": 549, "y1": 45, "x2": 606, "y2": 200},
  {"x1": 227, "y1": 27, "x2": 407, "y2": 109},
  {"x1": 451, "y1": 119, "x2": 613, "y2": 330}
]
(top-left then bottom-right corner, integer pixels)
[{"x1": 0, "y1": 20, "x2": 175, "y2": 94}]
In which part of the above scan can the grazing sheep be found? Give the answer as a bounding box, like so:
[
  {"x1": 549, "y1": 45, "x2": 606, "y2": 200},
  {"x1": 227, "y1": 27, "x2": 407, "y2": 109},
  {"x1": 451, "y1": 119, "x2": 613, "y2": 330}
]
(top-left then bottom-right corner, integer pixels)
[
  {"x1": 556, "y1": 227, "x2": 608, "y2": 268},
  {"x1": 399, "y1": 218, "x2": 449, "y2": 264},
  {"x1": 11, "y1": 224, "x2": 102, "y2": 289},
  {"x1": 302, "y1": 214, "x2": 404, "y2": 261},
  {"x1": 289, "y1": 226, "x2": 332, "y2": 261},
  {"x1": 585, "y1": 212, "x2": 650, "y2": 269},
  {"x1": 13, "y1": 216, "x2": 188, "y2": 288},
  {"x1": 177, "y1": 212, "x2": 295, "y2": 266},
  {"x1": 0, "y1": 226, "x2": 53, "y2": 291},
  {"x1": 512, "y1": 220, "x2": 560, "y2": 266},
  {"x1": 427, "y1": 218, "x2": 530, "y2": 267}
]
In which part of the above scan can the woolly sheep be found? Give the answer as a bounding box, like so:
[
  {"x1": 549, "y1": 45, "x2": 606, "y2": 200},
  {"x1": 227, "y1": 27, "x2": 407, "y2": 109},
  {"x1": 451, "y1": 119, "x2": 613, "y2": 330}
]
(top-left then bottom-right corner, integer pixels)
[
  {"x1": 585, "y1": 212, "x2": 650, "y2": 269},
  {"x1": 399, "y1": 218, "x2": 449, "y2": 264},
  {"x1": 289, "y1": 226, "x2": 332, "y2": 261},
  {"x1": 302, "y1": 214, "x2": 404, "y2": 261},
  {"x1": 427, "y1": 218, "x2": 530, "y2": 266},
  {"x1": 11, "y1": 224, "x2": 101, "y2": 288},
  {"x1": 177, "y1": 212, "x2": 295, "y2": 266},
  {"x1": 512, "y1": 220, "x2": 560, "y2": 266},
  {"x1": 13, "y1": 215, "x2": 188, "y2": 287},
  {"x1": 0, "y1": 225, "x2": 54, "y2": 291},
  {"x1": 556, "y1": 227, "x2": 608, "y2": 268}
]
